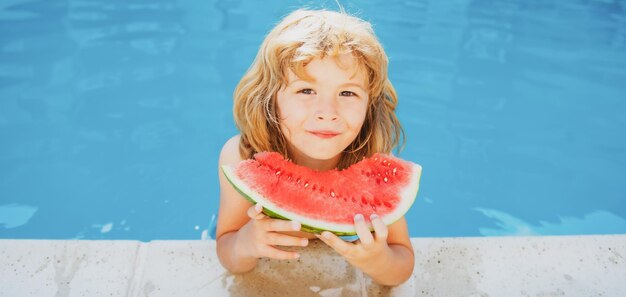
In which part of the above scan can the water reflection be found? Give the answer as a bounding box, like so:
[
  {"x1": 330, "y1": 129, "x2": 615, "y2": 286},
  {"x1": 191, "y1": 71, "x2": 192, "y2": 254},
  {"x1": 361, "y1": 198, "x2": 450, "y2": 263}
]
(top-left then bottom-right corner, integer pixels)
[
  {"x1": 476, "y1": 208, "x2": 626, "y2": 236},
  {"x1": 0, "y1": 204, "x2": 38, "y2": 229}
]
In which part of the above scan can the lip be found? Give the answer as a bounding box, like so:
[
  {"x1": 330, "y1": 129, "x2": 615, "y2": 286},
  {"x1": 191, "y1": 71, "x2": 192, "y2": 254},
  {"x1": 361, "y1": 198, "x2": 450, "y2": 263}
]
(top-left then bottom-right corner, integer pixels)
[{"x1": 308, "y1": 130, "x2": 340, "y2": 139}]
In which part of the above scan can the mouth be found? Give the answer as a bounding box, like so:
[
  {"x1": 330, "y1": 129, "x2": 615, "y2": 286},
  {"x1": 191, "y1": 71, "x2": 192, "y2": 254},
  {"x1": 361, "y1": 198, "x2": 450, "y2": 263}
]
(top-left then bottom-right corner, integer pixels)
[{"x1": 308, "y1": 130, "x2": 340, "y2": 139}]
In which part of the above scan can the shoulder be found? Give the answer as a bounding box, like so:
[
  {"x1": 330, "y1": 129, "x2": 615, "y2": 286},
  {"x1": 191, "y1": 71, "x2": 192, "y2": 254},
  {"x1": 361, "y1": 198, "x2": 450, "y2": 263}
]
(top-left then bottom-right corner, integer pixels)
[{"x1": 219, "y1": 135, "x2": 243, "y2": 166}]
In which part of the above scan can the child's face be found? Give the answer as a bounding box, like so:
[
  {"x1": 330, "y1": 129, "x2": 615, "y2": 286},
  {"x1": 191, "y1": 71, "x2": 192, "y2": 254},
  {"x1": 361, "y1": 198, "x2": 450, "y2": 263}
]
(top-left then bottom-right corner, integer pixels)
[{"x1": 276, "y1": 53, "x2": 369, "y2": 169}]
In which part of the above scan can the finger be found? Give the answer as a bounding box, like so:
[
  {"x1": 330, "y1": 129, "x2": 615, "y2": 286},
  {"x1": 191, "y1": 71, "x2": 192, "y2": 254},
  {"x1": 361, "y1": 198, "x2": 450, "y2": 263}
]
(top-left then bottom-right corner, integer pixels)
[
  {"x1": 266, "y1": 232, "x2": 309, "y2": 247},
  {"x1": 259, "y1": 245, "x2": 300, "y2": 260},
  {"x1": 370, "y1": 213, "x2": 388, "y2": 241},
  {"x1": 354, "y1": 214, "x2": 375, "y2": 248},
  {"x1": 263, "y1": 219, "x2": 302, "y2": 232},
  {"x1": 247, "y1": 203, "x2": 266, "y2": 220},
  {"x1": 316, "y1": 231, "x2": 352, "y2": 256}
]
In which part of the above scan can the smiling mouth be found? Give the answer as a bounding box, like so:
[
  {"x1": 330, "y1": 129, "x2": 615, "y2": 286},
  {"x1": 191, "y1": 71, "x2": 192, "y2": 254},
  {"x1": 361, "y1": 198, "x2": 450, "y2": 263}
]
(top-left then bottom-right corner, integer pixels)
[{"x1": 308, "y1": 131, "x2": 340, "y2": 139}]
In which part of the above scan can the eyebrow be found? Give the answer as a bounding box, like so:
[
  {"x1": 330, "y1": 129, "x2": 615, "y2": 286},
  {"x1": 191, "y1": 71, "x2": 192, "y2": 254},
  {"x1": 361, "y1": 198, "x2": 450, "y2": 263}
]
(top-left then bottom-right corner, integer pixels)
[
  {"x1": 340, "y1": 82, "x2": 367, "y2": 90},
  {"x1": 290, "y1": 79, "x2": 366, "y2": 91}
]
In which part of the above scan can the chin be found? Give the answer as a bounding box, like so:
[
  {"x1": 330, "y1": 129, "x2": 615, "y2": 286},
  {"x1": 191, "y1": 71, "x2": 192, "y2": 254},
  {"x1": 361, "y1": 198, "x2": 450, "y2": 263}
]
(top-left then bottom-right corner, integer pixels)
[
  {"x1": 298, "y1": 146, "x2": 344, "y2": 161},
  {"x1": 306, "y1": 151, "x2": 341, "y2": 161}
]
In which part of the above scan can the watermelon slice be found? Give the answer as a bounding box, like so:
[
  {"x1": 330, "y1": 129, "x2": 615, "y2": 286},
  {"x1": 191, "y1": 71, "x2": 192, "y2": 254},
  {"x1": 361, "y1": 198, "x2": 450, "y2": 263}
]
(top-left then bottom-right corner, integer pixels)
[{"x1": 221, "y1": 152, "x2": 421, "y2": 236}]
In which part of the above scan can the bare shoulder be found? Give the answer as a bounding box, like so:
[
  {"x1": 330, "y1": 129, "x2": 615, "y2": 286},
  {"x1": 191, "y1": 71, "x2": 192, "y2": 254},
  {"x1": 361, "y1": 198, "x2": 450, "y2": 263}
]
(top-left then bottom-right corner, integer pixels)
[{"x1": 219, "y1": 135, "x2": 243, "y2": 166}]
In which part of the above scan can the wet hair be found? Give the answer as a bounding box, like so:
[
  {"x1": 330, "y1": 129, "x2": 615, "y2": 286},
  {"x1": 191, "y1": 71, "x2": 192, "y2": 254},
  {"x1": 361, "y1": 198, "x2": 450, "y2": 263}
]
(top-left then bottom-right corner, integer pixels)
[{"x1": 233, "y1": 8, "x2": 404, "y2": 169}]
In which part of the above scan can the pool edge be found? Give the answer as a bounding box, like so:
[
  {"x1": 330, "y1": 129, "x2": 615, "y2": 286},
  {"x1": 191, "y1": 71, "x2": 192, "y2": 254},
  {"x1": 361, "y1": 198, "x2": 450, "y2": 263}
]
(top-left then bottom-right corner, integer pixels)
[{"x1": 1, "y1": 235, "x2": 625, "y2": 296}]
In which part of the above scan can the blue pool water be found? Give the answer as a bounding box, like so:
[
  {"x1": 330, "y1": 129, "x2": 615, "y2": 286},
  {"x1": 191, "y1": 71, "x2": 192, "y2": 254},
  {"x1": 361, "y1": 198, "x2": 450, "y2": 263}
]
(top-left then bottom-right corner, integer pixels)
[{"x1": 1, "y1": 0, "x2": 625, "y2": 241}]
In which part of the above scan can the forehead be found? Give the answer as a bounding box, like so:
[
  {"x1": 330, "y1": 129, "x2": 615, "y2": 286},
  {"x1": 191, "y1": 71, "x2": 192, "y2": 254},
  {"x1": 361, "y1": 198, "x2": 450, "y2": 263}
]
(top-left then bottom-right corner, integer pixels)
[{"x1": 286, "y1": 53, "x2": 368, "y2": 86}]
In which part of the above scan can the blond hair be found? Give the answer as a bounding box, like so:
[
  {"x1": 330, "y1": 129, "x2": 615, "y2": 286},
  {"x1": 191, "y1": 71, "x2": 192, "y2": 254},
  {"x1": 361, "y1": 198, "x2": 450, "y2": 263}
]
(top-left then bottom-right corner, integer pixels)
[{"x1": 233, "y1": 8, "x2": 404, "y2": 169}]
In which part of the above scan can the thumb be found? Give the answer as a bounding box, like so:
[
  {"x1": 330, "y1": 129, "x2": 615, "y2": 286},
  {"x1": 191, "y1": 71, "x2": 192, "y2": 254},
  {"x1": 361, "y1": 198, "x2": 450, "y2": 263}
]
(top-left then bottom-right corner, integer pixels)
[{"x1": 247, "y1": 203, "x2": 266, "y2": 220}]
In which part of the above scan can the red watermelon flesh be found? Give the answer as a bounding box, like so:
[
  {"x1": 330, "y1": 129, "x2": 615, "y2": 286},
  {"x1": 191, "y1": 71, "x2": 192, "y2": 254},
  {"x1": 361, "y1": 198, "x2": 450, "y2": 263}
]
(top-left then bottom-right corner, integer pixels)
[{"x1": 221, "y1": 152, "x2": 421, "y2": 235}]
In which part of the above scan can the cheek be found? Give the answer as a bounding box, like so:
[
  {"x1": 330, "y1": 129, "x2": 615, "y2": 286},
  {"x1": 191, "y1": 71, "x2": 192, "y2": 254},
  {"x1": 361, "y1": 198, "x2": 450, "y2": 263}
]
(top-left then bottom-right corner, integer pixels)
[
  {"x1": 344, "y1": 103, "x2": 368, "y2": 130},
  {"x1": 276, "y1": 93, "x2": 293, "y2": 120},
  {"x1": 278, "y1": 99, "x2": 308, "y2": 124},
  {"x1": 276, "y1": 102, "x2": 302, "y2": 137}
]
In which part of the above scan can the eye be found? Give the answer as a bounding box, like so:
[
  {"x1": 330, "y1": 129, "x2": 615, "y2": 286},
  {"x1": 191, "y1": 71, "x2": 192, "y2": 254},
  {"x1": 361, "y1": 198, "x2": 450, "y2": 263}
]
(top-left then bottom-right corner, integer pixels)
[
  {"x1": 340, "y1": 91, "x2": 357, "y2": 97},
  {"x1": 297, "y1": 88, "x2": 314, "y2": 95}
]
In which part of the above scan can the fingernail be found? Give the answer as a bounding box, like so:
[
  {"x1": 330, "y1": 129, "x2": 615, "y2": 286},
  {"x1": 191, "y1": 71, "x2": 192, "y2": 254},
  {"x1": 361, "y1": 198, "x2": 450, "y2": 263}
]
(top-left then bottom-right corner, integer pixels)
[
  {"x1": 255, "y1": 204, "x2": 262, "y2": 212},
  {"x1": 370, "y1": 213, "x2": 379, "y2": 220},
  {"x1": 294, "y1": 253, "x2": 300, "y2": 259},
  {"x1": 323, "y1": 232, "x2": 331, "y2": 239},
  {"x1": 292, "y1": 221, "x2": 301, "y2": 230},
  {"x1": 301, "y1": 239, "x2": 308, "y2": 246},
  {"x1": 354, "y1": 214, "x2": 364, "y2": 222}
]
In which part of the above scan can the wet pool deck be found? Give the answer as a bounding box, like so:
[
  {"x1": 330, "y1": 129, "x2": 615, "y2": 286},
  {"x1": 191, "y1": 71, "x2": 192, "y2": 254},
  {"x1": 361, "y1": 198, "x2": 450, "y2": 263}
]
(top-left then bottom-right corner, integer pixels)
[{"x1": 1, "y1": 235, "x2": 625, "y2": 297}]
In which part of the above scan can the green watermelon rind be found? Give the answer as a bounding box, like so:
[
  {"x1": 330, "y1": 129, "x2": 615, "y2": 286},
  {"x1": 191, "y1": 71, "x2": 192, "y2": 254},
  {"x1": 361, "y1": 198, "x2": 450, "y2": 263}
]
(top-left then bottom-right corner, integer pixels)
[{"x1": 221, "y1": 157, "x2": 422, "y2": 237}]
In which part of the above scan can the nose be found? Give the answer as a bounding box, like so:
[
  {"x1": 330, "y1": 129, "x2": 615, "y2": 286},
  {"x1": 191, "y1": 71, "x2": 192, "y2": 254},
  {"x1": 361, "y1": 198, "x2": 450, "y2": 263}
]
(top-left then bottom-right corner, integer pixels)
[
  {"x1": 314, "y1": 94, "x2": 339, "y2": 121},
  {"x1": 316, "y1": 113, "x2": 338, "y2": 121}
]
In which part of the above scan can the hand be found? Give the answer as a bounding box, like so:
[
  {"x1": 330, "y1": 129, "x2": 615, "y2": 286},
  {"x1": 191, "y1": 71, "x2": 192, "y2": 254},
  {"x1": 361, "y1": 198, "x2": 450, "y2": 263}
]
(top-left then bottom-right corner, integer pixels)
[
  {"x1": 236, "y1": 204, "x2": 309, "y2": 260},
  {"x1": 315, "y1": 213, "x2": 390, "y2": 266}
]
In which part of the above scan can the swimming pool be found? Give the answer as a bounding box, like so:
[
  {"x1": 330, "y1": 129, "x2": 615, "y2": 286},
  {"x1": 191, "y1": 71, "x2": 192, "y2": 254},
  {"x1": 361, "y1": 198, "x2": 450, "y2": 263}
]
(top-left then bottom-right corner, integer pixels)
[{"x1": 1, "y1": 0, "x2": 625, "y2": 241}]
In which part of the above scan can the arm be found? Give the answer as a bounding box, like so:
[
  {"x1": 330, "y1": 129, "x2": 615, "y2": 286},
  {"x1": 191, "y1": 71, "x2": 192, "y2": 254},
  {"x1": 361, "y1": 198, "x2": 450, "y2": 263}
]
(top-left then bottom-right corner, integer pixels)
[
  {"x1": 215, "y1": 135, "x2": 307, "y2": 273},
  {"x1": 316, "y1": 215, "x2": 415, "y2": 286},
  {"x1": 215, "y1": 135, "x2": 258, "y2": 273}
]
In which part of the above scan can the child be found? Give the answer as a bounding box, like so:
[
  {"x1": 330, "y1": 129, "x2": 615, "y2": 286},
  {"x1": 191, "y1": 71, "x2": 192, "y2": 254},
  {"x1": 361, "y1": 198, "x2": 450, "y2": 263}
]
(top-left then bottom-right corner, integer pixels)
[{"x1": 216, "y1": 8, "x2": 414, "y2": 286}]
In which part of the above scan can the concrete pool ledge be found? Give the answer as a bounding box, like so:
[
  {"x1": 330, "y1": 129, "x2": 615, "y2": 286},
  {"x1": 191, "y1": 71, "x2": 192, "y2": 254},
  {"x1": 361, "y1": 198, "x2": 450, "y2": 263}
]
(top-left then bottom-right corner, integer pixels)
[{"x1": 1, "y1": 235, "x2": 625, "y2": 297}]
